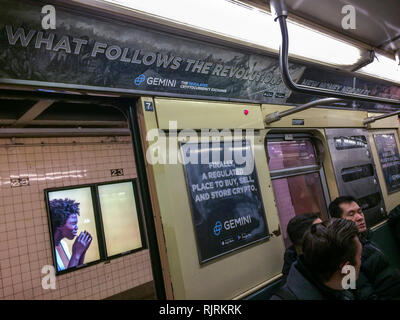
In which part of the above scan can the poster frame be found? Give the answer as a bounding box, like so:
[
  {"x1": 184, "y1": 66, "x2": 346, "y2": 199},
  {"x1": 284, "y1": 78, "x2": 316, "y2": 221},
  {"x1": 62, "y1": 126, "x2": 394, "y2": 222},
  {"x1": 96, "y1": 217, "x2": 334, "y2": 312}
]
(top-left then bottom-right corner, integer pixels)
[
  {"x1": 373, "y1": 133, "x2": 400, "y2": 194},
  {"x1": 94, "y1": 178, "x2": 148, "y2": 261},
  {"x1": 179, "y1": 139, "x2": 270, "y2": 265},
  {"x1": 44, "y1": 178, "x2": 147, "y2": 276}
]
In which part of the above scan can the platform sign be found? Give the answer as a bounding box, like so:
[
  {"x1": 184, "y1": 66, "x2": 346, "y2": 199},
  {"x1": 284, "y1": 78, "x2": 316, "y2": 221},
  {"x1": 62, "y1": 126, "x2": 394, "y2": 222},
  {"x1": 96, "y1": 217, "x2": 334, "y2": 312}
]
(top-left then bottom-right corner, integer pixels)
[
  {"x1": 374, "y1": 134, "x2": 400, "y2": 193},
  {"x1": 180, "y1": 140, "x2": 269, "y2": 263}
]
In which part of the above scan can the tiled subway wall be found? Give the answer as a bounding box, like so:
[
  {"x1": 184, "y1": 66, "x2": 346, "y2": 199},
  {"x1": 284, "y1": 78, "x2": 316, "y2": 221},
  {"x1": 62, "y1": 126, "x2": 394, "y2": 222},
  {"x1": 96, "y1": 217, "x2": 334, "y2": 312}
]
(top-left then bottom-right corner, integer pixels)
[{"x1": 0, "y1": 136, "x2": 153, "y2": 299}]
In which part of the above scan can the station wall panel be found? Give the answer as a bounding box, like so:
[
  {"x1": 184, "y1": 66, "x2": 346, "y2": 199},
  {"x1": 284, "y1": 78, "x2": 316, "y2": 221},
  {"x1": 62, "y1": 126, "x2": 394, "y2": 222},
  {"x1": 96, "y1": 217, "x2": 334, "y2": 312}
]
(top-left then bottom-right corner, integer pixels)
[{"x1": 0, "y1": 136, "x2": 152, "y2": 300}]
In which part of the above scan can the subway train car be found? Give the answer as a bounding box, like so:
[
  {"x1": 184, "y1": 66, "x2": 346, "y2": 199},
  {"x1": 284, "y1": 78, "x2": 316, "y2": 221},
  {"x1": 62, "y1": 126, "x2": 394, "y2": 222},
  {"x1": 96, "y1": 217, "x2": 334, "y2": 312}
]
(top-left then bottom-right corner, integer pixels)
[{"x1": 0, "y1": 0, "x2": 399, "y2": 300}]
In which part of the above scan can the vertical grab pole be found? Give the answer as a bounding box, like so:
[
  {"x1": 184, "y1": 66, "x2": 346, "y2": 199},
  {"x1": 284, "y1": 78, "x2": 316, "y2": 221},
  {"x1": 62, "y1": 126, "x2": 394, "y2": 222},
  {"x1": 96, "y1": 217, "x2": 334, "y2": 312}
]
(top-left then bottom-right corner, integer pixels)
[{"x1": 127, "y1": 104, "x2": 166, "y2": 300}]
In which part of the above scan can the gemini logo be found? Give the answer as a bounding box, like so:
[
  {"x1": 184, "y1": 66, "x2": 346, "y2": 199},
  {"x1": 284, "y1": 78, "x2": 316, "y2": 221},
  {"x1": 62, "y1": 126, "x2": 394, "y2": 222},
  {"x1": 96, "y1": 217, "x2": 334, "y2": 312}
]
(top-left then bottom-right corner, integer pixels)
[
  {"x1": 213, "y1": 221, "x2": 222, "y2": 236},
  {"x1": 134, "y1": 74, "x2": 146, "y2": 85}
]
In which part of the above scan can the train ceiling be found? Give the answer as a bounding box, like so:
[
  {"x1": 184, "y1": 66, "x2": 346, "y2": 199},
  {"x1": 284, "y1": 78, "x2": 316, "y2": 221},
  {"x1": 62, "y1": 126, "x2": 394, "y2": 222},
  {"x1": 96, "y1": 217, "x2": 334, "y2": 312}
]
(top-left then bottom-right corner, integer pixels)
[
  {"x1": 245, "y1": 0, "x2": 400, "y2": 56},
  {"x1": 0, "y1": 0, "x2": 398, "y2": 131}
]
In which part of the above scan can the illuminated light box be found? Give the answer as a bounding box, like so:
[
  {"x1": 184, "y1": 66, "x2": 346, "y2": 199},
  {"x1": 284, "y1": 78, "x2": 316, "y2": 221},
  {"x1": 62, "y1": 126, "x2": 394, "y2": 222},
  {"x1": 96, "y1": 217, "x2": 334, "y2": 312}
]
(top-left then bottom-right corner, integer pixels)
[
  {"x1": 45, "y1": 179, "x2": 146, "y2": 275},
  {"x1": 97, "y1": 181, "x2": 145, "y2": 257},
  {"x1": 46, "y1": 186, "x2": 101, "y2": 273}
]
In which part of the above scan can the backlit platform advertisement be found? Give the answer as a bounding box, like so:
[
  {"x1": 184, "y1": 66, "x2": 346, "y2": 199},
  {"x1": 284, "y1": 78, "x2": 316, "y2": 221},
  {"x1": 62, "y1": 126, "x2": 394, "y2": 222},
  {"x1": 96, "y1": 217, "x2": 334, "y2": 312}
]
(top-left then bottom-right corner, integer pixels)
[{"x1": 47, "y1": 187, "x2": 100, "y2": 273}]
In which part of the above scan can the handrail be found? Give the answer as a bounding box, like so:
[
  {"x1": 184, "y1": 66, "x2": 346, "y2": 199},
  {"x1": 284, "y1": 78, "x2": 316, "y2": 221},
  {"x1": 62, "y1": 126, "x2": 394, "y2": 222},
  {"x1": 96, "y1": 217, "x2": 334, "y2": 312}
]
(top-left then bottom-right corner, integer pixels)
[
  {"x1": 265, "y1": 97, "x2": 343, "y2": 124},
  {"x1": 364, "y1": 109, "x2": 400, "y2": 125},
  {"x1": 270, "y1": 0, "x2": 400, "y2": 106}
]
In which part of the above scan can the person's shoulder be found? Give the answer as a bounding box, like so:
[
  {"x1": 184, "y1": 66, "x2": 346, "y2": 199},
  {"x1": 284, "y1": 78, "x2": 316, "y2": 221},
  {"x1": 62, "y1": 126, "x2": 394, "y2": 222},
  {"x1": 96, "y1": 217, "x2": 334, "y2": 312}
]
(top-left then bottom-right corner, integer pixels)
[
  {"x1": 362, "y1": 240, "x2": 386, "y2": 258},
  {"x1": 282, "y1": 247, "x2": 298, "y2": 279},
  {"x1": 284, "y1": 245, "x2": 297, "y2": 260},
  {"x1": 269, "y1": 294, "x2": 283, "y2": 300},
  {"x1": 60, "y1": 239, "x2": 72, "y2": 257},
  {"x1": 270, "y1": 284, "x2": 297, "y2": 300},
  {"x1": 359, "y1": 229, "x2": 373, "y2": 243},
  {"x1": 361, "y1": 239, "x2": 391, "y2": 276},
  {"x1": 360, "y1": 233, "x2": 384, "y2": 257}
]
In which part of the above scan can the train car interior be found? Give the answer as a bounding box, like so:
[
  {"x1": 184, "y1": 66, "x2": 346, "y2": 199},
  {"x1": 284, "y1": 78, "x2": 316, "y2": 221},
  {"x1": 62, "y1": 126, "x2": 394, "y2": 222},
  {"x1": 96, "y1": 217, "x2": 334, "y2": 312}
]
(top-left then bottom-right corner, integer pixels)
[{"x1": 0, "y1": 0, "x2": 399, "y2": 301}]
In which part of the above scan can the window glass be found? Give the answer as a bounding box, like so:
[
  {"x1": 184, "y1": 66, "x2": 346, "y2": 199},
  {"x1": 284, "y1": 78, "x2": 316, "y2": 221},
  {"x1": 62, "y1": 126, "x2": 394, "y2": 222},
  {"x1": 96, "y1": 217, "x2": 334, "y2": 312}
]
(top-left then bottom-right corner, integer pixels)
[
  {"x1": 98, "y1": 181, "x2": 143, "y2": 257},
  {"x1": 271, "y1": 172, "x2": 328, "y2": 247},
  {"x1": 341, "y1": 164, "x2": 374, "y2": 182},
  {"x1": 357, "y1": 192, "x2": 382, "y2": 211},
  {"x1": 334, "y1": 136, "x2": 367, "y2": 150},
  {"x1": 267, "y1": 140, "x2": 317, "y2": 171}
]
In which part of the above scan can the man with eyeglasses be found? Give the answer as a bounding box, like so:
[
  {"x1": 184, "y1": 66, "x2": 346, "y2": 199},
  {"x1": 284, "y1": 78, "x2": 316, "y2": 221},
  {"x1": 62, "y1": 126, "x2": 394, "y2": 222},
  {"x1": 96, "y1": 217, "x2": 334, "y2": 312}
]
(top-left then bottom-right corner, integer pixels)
[{"x1": 329, "y1": 196, "x2": 400, "y2": 300}]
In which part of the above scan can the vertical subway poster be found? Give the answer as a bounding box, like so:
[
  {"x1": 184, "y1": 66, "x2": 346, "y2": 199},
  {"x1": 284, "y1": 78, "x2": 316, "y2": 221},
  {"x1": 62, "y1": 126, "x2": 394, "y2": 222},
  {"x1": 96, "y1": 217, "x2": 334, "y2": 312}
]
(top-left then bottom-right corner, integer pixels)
[
  {"x1": 180, "y1": 140, "x2": 269, "y2": 264},
  {"x1": 374, "y1": 134, "x2": 400, "y2": 193}
]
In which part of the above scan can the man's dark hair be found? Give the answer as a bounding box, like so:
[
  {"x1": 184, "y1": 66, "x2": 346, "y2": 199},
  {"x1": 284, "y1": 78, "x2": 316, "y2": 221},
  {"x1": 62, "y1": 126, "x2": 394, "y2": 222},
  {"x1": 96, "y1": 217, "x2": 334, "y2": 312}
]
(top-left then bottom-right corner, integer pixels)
[
  {"x1": 287, "y1": 213, "x2": 320, "y2": 246},
  {"x1": 303, "y1": 218, "x2": 359, "y2": 282},
  {"x1": 49, "y1": 198, "x2": 80, "y2": 230},
  {"x1": 329, "y1": 196, "x2": 357, "y2": 218}
]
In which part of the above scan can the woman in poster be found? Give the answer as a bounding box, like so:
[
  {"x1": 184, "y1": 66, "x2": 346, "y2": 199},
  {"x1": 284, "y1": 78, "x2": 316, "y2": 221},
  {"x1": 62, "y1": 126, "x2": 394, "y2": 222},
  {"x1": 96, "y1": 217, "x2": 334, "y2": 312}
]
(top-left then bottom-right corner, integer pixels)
[{"x1": 49, "y1": 198, "x2": 92, "y2": 271}]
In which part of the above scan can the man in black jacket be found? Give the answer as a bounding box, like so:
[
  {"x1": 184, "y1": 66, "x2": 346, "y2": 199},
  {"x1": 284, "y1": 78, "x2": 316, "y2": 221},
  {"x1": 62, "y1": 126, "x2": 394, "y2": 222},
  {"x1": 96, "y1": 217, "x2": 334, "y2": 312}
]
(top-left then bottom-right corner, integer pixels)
[
  {"x1": 388, "y1": 204, "x2": 400, "y2": 247},
  {"x1": 281, "y1": 213, "x2": 322, "y2": 283},
  {"x1": 271, "y1": 219, "x2": 362, "y2": 300},
  {"x1": 329, "y1": 196, "x2": 400, "y2": 300}
]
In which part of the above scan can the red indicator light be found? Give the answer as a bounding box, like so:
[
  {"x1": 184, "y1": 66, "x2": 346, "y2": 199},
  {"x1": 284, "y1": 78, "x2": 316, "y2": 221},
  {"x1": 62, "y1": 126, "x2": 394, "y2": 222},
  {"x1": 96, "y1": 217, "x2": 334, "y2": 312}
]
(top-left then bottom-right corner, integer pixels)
[{"x1": 244, "y1": 109, "x2": 249, "y2": 115}]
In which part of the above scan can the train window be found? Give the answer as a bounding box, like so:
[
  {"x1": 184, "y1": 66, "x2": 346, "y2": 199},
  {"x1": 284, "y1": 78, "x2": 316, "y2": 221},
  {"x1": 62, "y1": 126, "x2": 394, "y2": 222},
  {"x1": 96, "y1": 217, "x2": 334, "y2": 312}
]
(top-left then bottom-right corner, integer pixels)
[
  {"x1": 267, "y1": 135, "x2": 329, "y2": 248},
  {"x1": 271, "y1": 173, "x2": 328, "y2": 247},
  {"x1": 357, "y1": 192, "x2": 382, "y2": 211},
  {"x1": 341, "y1": 164, "x2": 374, "y2": 182},
  {"x1": 334, "y1": 136, "x2": 368, "y2": 150},
  {"x1": 268, "y1": 140, "x2": 317, "y2": 170}
]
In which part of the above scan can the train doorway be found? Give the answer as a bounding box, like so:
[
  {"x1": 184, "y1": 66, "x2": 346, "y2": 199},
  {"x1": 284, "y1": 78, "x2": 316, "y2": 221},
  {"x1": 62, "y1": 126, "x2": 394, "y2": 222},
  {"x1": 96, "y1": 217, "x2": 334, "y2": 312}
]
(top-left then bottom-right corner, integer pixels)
[
  {"x1": 0, "y1": 90, "x2": 164, "y2": 300},
  {"x1": 325, "y1": 128, "x2": 386, "y2": 227},
  {"x1": 266, "y1": 133, "x2": 330, "y2": 248}
]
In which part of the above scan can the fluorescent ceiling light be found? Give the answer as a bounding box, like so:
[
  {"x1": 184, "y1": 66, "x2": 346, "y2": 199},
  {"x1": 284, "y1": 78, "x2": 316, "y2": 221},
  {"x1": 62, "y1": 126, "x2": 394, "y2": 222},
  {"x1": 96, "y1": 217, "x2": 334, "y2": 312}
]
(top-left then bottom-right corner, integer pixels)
[
  {"x1": 358, "y1": 53, "x2": 400, "y2": 84},
  {"x1": 100, "y1": 0, "x2": 362, "y2": 67}
]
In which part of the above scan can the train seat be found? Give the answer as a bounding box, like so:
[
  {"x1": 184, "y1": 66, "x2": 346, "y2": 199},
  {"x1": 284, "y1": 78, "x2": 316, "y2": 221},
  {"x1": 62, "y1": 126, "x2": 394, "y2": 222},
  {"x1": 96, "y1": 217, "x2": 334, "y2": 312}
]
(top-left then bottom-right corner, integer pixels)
[{"x1": 371, "y1": 221, "x2": 400, "y2": 270}]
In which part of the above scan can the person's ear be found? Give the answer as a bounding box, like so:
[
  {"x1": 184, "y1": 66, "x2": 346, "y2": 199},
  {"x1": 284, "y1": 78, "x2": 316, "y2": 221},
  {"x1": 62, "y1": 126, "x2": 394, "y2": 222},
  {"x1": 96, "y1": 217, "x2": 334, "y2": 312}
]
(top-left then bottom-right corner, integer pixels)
[{"x1": 339, "y1": 261, "x2": 350, "y2": 272}]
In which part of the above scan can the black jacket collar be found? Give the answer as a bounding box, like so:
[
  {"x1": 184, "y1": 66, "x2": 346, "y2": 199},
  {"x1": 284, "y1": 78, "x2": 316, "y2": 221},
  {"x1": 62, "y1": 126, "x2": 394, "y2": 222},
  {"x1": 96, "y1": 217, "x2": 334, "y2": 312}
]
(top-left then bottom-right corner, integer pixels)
[{"x1": 359, "y1": 229, "x2": 373, "y2": 243}]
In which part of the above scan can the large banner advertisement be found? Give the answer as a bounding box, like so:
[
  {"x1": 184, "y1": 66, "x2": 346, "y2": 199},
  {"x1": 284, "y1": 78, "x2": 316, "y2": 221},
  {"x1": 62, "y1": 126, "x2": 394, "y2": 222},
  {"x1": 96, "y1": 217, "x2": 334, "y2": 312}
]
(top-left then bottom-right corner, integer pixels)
[
  {"x1": 287, "y1": 67, "x2": 400, "y2": 112},
  {"x1": 0, "y1": 0, "x2": 304, "y2": 104},
  {"x1": 180, "y1": 140, "x2": 269, "y2": 263},
  {"x1": 1, "y1": 0, "x2": 399, "y2": 110},
  {"x1": 374, "y1": 134, "x2": 400, "y2": 193}
]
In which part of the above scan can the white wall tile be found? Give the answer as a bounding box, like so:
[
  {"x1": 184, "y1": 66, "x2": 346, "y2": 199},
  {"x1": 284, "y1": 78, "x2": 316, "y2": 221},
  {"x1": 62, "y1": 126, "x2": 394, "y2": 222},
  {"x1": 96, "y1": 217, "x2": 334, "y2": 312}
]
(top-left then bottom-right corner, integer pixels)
[{"x1": 0, "y1": 136, "x2": 153, "y2": 300}]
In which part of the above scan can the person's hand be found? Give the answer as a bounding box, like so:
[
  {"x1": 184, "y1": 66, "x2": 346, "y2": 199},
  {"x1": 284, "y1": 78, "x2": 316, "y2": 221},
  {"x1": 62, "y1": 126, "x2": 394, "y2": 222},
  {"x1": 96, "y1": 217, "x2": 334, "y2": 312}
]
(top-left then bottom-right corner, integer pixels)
[
  {"x1": 82, "y1": 231, "x2": 92, "y2": 252},
  {"x1": 71, "y1": 231, "x2": 92, "y2": 257}
]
